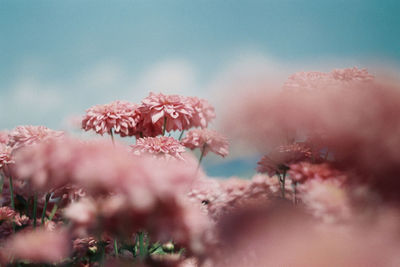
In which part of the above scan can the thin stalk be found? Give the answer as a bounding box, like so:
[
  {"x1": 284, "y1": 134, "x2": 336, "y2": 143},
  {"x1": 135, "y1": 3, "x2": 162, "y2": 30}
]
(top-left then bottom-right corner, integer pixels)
[
  {"x1": 178, "y1": 130, "x2": 185, "y2": 140},
  {"x1": 8, "y1": 168, "x2": 16, "y2": 233},
  {"x1": 48, "y1": 204, "x2": 58, "y2": 221},
  {"x1": 41, "y1": 193, "x2": 50, "y2": 225},
  {"x1": 324, "y1": 150, "x2": 330, "y2": 161},
  {"x1": 33, "y1": 193, "x2": 38, "y2": 228},
  {"x1": 197, "y1": 144, "x2": 207, "y2": 170},
  {"x1": 162, "y1": 117, "x2": 167, "y2": 136},
  {"x1": 114, "y1": 239, "x2": 119, "y2": 258},
  {"x1": 292, "y1": 182, "x2": 297, "y2": 205},
  {"x1": 0, "y1": 172, "x2": 4, "y2": 195},
  {"x1": 138, "y1": 232, "x2": 147, "y2": 259},
  {"x1": 110, "y1": 128, "x2": 115, "y2": 146},
  {"x1": 279, "y1": 170, "x2": 287, "y2": 199}
]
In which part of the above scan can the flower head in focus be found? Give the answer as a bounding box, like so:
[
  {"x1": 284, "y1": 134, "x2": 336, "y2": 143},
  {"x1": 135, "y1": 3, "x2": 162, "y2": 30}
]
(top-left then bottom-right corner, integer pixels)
[
  {"x1": 140, "y1": 93, "x2": 194, "y2": 133},
  {"x1": 131, "y1": 136, "x2": 186, "y2": 160},
  {"x1": 187, "y1": 97, "x2": 216, "y2": 128},
  {"x1": 82, "y1": 100, "x2": 142, "y2": 137},
  {"x1": 181, "y1": 129, "x2": 229, "y2": 157},
  {"x1": 7, "y1": 125, "x2": 64, "y2": 150}
]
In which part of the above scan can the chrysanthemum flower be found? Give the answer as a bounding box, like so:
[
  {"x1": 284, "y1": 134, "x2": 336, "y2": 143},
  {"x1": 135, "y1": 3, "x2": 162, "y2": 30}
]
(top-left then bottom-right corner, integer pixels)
[
  {"x1": 257, "y1": 143, "x2": 312, "y2": 176},
  {"x1": 181, "y1": 129, "x2": 229, "y2": 157},
  {"x1": 0, "y1": 144, "x2": 13, "y2": 170},
  {"x1": 130, "y1": 136, "x2": 185, "y2": 160},
  {"x1": 7, "y1": 125, "x2": 64, "y2": 150},
  {"x1": 4, "y1": 229, "x2": 70, "y2": 263},
  {"x1": 82, "y1": 100, "x2": 142, "y2": 137},
  {"x1": 140, "y1": 93, "x2": 194, "y2": 133},
  {"x1": 187, "y1": 97, "x2": 216, "y2": 128}
]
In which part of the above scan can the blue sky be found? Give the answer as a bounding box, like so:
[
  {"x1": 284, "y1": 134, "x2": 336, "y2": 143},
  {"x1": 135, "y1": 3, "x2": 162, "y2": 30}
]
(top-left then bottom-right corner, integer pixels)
[{"x1": 1, "y1": 0, "x2": 399, "y2": 176}]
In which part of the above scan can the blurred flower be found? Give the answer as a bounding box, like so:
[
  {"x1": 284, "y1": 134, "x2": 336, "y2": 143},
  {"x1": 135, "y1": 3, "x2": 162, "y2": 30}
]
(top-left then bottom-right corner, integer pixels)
[
  {"x1": 131, "y1": 136, "x2": 186, "y2": 160},
  {"x1": 0, "y1": 207, "x2": 15, "y2": 221},
  {"x1": 298, "y1": 179, "x2": 351, "y2": 223},
  {"x1": 0, "y1": 131, "x2": 9, "y2": 144},
  {"x1": 289, "y1": 162, "x2": 345, "y2": 184},
  {"x1": 5, "y1": 229, "x2": 70, "y2": 263},
  {"x1": 82, "y1": 100, "x2": 142, "y2": 137},
  {"x1": 181, "y1": 129, "x2": 229, "y2": 157},
  {"x1": 187, "y1": 97, "x2": 216, "y2": 128},
  {"x1": 331, "y1": 67, "x2": 374, "y2": 82},
  {"x1": 257, "y1": 143, "x2": 312, "y2": 176},
  {"x1": 140, "y1": 93, "x2": 194, "y2": 133},
  {"x1": 7, "y1": 125, "x2": 64, "y2": 150}
]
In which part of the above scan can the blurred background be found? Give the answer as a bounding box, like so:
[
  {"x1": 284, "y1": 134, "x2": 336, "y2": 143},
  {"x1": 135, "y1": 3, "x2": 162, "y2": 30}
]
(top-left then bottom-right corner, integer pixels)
[{"x1": 1, "y1": 0, "x2": 399, "y2": 177}]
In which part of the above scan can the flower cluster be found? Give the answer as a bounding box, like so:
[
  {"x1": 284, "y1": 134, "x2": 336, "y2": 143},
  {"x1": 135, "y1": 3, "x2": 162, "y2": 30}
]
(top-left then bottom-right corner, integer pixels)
[{"x1": 2, "y1": 67, "x2": 400, "y2": 266}]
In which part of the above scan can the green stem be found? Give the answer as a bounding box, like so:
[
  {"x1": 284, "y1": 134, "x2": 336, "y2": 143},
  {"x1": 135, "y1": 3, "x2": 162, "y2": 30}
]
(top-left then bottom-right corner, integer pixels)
[
  {"x1": 0, "y1": 172, "x2": 4, "y2": 195},
  {"x1": 178, "y1": 130, "x2": 185, "y2": 140},
  {"x1": 8, "y1": 174, "x2": 16, "y2": 233},
  {"x1": 33, "y1": 193, "x2": 38, "y2": 228},
  {"x1": 41, "y1": 193, "x2": 50, "y2": 225},
  {"x1": 197, "y1": 144, "x2": 207, "y2": 170},
  {"x1": 162, "y1": 117, "x2": 167, "y2": 136},
  {"x1": 48, "y1": 203, "x2": 58, "y2": 221},
  {"x1": 110, "y1": 128, "x2": 115, "y2": 146},
  {"x1": 138, "y1": 232, "x2": 147, "y2": 259},
  {"x1": 281, "y1": 170, "x2": 287, "y2": 199},
  {"x1": 114, "y1": 239, "x2": 119, "y2": 258}
]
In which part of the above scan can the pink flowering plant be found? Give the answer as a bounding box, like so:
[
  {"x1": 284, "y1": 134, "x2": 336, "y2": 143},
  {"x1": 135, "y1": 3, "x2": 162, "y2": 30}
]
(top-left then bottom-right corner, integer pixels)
[{"x1": 1, "y1": 67, "x2": 400, "y2": 266}]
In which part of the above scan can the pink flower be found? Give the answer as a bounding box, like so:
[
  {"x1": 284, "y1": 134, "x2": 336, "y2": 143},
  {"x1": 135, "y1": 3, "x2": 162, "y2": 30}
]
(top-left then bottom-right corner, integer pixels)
[
  {"x1": 331, "y1": 67, "x2": 374, "y2": 82},
  {"x1": 0, "y1": 207, "x2": 16, "y2": 221},
  {"x1": 283, "y1": 71, "x2": 334, "y2": 91},
  {"x1": 0, "y1": 144, "x2": 13, "y2": 170},
  {"x1": 257, "y1": 143, "x2": 312, "y2": 176},
  {"x1": 14, "y1": 137, "x2": 80, "y2": 192},
  {"x1": 181, "y1": 129, "x2": 229, "y2": 157},
  {"x1": 140, "y1": 93, "x2": 194, "y2": 133},
  {"x1": 82, "y1": 100, "x2": 142, "y2": 137},
  {"x1": 298, "y1": 179, "x2": 351, "y2": 223},
  {"x1": 131, "y1": 136, "x2": 186, "y2": 160},
  {"x1": 0, "y1": 131, "x2": 9, "y2": 144},
  {"x1": 7, "y1": 125, "x2": 64, "y2": 150},
  {"x1": 188, "y1": 97, "x2": 216, "y2": 128},
  {"x1": 5, "y1": 229, "x2": 70, "y2": 263},
  {"x1": 288, "y1": 162, "x2": 345, "y2": 184}
]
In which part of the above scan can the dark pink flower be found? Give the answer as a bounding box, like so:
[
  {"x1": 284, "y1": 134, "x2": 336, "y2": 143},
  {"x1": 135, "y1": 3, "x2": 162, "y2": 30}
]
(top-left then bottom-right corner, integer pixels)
[
  {"x1": 82, "y1": 100, "x2": 142, "y2": 137},
  {"x1": 257, "y1": 143, "x2": 312, "y2": 176},
  {"x1": 130, "y1": 136, "x2": 186, "y2": 160},
  {"x1": 181, "y1": 129, "x2": 229, "y2": 157},
  {"x1": 140, "y1": 93, "x2": 194, "y2": 133}
]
